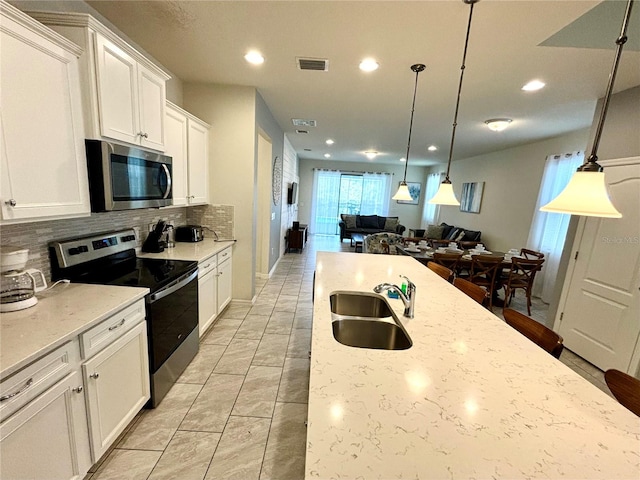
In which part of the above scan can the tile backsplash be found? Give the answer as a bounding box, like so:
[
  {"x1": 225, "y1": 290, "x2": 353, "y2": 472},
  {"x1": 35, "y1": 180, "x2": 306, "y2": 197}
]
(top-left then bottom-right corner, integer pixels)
[{"x1": 0, "y1": 204, "x2": 234, "y2": 282}]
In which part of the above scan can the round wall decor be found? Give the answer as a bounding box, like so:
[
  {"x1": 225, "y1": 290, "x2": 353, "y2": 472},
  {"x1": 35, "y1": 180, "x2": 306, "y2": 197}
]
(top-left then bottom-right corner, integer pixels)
[{"x1": 272, "y1": 155, "x2": 283, "y2": 205}]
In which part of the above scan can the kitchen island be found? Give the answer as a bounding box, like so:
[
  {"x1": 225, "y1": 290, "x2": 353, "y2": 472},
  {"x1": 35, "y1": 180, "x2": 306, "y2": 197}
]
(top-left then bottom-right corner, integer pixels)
[{"x1": 307, "y1": 252, "x2": 640, "y2": 479}]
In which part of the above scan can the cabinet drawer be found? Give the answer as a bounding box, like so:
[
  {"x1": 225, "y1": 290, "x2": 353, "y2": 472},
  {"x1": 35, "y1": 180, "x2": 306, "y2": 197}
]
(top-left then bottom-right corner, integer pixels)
[
  {"x1": 198, "y1": 254, "x2": 217, "y2": 278},
  {"x1": 218, "y1": 247, "x2": 232, "y2": 265},
  {"x1": 0, "y1": 340, "x2": 80, "y2": 421},
  {"x1": 80, "y1": 299, "x2": 145, "y2": 359}
]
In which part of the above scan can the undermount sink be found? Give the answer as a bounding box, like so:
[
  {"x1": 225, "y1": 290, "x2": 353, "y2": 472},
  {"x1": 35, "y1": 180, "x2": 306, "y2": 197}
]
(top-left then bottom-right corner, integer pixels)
[
  {"x1": 329, "y1": 291, "x2": 393, "y2": 318},
  {"x1": 332, "y1": 319, "x2": 412, "y2": 350},
  {"x1": 329, "y1": 291, "x2": 412, "y2": 350}
]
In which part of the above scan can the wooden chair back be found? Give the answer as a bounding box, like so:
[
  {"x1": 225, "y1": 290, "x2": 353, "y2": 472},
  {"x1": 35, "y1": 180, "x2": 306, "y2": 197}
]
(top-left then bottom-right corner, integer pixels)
[
  {"x1": 521, "y1": 248, "x2": 544, "y2": 260},
  {"x1": 503, "y1": 257, "x2": 545, "y2": 315},
  {"x1": 604, "y1": 369, "x2": 640, "y2": 417},
  {"x1": 433, "y1": 252, "x2": 463, "y2": 273},
  {"x1": 427, "y1": 262, "x2": 453, "y2": 282},
  {"x1": 453, "y1": 278, "x2": 487, "y2": 305},
  {"x1": 503, "y1": 308, "x2": 564, "y2": 358},
  {"x1": 469, "y1": 255, "x2": 503, "y2": 310}
]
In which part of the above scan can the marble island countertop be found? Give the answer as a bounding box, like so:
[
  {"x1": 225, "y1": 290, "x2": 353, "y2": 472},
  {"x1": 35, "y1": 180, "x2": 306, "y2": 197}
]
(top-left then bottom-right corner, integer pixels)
[
  {"x1": 0, "y1": 283, "x2": 148, "y2": 379},
  {"x1": 137, "y1": 238, "x2": 235, "y2": 263},
  {"x1": 307, "y1": 252, "x2": 640, "y2": 479}
]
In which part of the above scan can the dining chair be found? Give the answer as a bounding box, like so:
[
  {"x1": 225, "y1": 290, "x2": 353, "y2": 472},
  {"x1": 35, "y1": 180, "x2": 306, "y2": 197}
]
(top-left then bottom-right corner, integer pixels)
[
  {"x1": 521, "y1": 248, "x2": 544, "y2": 260},
  {"x1": 503, "y1": 257, "x2": 545, "y2": 315},
  {"x1": 468, "y1": 255, "x2": 503, "y2": 311},
  {"x1": 427, "y1": 262, "x2": 453, "y2": 282},
  {"x1": 433, "y1": 252, "x2": 463, "y2": 277},
  {"x1": 604, "y1": 369, "x2": 640, "y2": 417},
  {"x1": 453, "y1": 277, "x2": 487, "y2": 305},
  {"x1": 503, "y1": 308, "x2": 564, "y2": 359}
]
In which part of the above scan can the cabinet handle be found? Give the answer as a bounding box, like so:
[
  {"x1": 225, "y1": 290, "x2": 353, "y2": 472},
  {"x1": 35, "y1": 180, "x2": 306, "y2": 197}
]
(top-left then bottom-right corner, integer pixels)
[
  {"x1": 0, "y1": 378, "x2": 33, "y2": 401},
  {"x1": 4, "y1": 199, "x2": 16, "y2": 207},
  {"x1": 90, "y1": 373, "x2": 100, "y2": 379},
  {"x1": 108, "y1": 319, "x2": 126, "y2": 331},
  {"x1": 203, "y1": 263, "x2": 211, "y2": 269},
  {"x1": 73, "y1": 386, "x2": 84, "y2": 393},
  {"x1": 142, "y1": 133, "x2": 148, "y2": 138}
]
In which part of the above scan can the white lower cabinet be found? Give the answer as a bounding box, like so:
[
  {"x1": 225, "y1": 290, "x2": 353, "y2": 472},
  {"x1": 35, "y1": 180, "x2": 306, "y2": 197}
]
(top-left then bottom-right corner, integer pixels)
[
  {"x1": 83, "y1": 320, "x2": 149, "y2": 460},
  {"x1": 198, "y1": 257, "x2": 218, "y2": 337},
  {"x1": 0, "y1": 370, "x2": 92, "y2": 480},
  {"x1": 217, "y1": 249, "x2": 233, "y2": 314}
]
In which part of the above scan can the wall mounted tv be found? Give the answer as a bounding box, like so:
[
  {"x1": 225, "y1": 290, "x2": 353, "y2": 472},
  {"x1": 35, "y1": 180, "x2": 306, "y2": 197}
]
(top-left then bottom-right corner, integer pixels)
[{"x1": 287, "y1": 182, "x2": 298, "y2": 204}]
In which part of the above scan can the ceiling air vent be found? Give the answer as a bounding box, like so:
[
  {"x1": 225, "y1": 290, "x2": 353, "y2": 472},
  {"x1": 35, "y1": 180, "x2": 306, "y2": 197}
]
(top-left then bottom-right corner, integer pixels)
[
  {"x1": 292, "y1": 119, "x2": 317, "y2": 127},
  {"x1": 296, "y1": 129, "x2": 309, "y2": 134},
  {"x1": 297, "y1": 57, "x2": 329, "y2": 72}
]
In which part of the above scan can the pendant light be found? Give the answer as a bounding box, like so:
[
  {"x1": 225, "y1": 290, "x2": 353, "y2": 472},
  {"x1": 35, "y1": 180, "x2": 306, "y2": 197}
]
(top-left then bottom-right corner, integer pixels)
[
  {"x1": 540, "y1": 0, "x2": 633, "y2": 218},
  {"x1": 429, "y1": 0, "x2": 479, "y2": 206},
  {"x1": 393, "y1": 63, "x2": 426, "y2": 201}
]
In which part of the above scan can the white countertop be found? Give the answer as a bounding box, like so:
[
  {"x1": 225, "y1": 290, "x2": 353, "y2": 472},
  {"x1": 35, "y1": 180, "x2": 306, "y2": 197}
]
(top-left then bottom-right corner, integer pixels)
[
  {"x1": 0, "y1": 283, "x2": 148, "y2": 379},
  {"x1": 137, "y1": 239, "x2": 235, "y2": 263},
  {"x1": 307, "y1": 252, "x2": 640, "y2": 479}
]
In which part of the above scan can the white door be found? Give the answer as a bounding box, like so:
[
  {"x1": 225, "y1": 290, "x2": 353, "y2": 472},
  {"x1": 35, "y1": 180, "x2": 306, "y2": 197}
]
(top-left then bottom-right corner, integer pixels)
[
  {"x1": 138, "y1": 64, "x2": 166, "y2": 151},
  {"x1": 165, "y1": 105, "x2": 188, "y2": 206},
  {"x1": 187, "y1": 118, "x2": 209, "y2": 205},
  {"x1": 556, "y1": 157, "x2": 640, "y2": 373}
]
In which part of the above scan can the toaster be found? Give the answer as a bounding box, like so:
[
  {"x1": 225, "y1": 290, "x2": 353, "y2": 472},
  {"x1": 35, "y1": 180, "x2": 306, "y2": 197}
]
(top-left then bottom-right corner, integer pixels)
[{"x1": 175, "y1": 225, "x2": 204, "y2": 242}]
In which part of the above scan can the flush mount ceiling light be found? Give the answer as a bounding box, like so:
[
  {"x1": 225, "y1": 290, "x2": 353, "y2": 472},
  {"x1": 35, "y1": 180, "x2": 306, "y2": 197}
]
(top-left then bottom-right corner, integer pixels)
[
  {"x1": 484, "y1": 118, "x2": 512, "y2": 131},
  {"x1": 541, "y1": 0, "x2": 633, "y2": 218},
  {"x1": 364, "y1": 151, "x2": 379, "y2": 160},
  {"x1": 359, "y1": 58, "x2": 379, "y2": 72},
  {"x1": 392, "y1": 63, "x2": 426, "y2": 201},
  {"x1": 428, "y1": 145, "x2": 438, "y2": 152},
  {"x1": 522, "y1": 79, "x2": 545, "y2": 91},
  {"x1": 429, "y1": 0, "x2": 480, "y2": 206},
  {"x1": 325, "y1": 139, "x2": 335, "y2": 145},
  {"x1": 324, "y1": 153, "x2": 331, "y2": 158},
  {"x1": 244, "y1": 50, "x2": 264, "y2": 65}
]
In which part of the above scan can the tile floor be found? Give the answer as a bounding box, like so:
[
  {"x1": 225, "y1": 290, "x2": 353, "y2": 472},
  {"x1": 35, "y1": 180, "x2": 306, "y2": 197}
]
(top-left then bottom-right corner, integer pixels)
[{"x1": 85, "y1": 234, "x2": 611, "y2": 480}]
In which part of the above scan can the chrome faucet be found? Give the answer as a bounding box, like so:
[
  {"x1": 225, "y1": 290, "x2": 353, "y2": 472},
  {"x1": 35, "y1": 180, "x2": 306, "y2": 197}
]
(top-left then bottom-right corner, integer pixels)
[{"x1": 373, "y1": 275, "x2": 416, "y2": 318}]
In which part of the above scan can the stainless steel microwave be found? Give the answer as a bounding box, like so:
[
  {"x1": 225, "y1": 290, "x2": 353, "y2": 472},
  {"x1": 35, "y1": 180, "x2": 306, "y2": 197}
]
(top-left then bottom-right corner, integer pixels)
[{"x1": 85, "y1": 140, "x2": 173, "y2": 211}]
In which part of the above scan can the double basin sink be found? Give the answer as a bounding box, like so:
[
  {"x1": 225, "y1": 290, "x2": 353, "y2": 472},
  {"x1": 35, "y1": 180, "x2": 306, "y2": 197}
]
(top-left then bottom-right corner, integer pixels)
[{"x1": 329, "y1": 291, "x2": 412, "y2": 350}]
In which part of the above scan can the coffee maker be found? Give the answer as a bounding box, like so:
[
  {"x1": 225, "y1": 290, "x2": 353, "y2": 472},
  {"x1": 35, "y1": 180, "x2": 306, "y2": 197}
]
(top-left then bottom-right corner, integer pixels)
[{"x1": 0, "y1": 247, "x2": 47, "y2": 312}]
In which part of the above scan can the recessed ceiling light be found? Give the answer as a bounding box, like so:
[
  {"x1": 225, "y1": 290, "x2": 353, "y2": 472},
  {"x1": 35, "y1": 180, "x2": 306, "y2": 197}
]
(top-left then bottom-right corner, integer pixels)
[
  {"x1": 326, "y1": 139, "x2": 335, "y2": 145},
  {"x1": 522, "y1": 80, "x2": 545, "y2": 91},
  {"x1": 244, "y1": 50, "x2": 264, "y2": 65},
  {"x1": 324, "y1": 153, "x2": 331, "y2": 158},
  {"x1": 399, "y1": 157, "x2": 406, "y2": 162},
  {"x1": 427, "y1": 145, "x2": 438, "y2": 152},
  {"x1": 485, "y1": 118, "x2": 512, "y2": 132},
  {"x1": 359, "y1": 58, "x2": 379, "y2": 72},
  {"x1": 364, "y1": 151, "x2": 378, "y2": 160}
]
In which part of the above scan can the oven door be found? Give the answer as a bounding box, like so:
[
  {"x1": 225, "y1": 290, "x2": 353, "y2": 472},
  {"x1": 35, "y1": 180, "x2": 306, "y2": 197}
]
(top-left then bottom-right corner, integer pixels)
[{"x1": 146, "y1": 267, "x2": 198, "y2": 374}]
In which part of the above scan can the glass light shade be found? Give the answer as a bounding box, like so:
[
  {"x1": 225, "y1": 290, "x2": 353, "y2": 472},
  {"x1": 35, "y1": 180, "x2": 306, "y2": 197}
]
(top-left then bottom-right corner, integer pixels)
[
  {"x1": 485, "y1": 119, "x2": 512, "y2": 131},
  {"x1": 428, "y1": 182, "x2": 460, "y2": 206},
  {"x1": 540, "y1": 171, "x2": 622, "y2": 218},
  {"x1": 392, "y1": 182, "x2": 413, "y2": 201}
]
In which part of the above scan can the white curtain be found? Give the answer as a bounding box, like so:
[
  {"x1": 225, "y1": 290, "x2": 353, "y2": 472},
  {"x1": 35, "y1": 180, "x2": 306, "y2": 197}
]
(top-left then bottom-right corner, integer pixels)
[
  {"x1": 421, "y1": 172, "x2": 443, "y2": 227},
  {"x1": 361, "y1": 172, "x2": 392, "y2": 215},
  {"x1": 527, "y1": 151, "x2": 584, "y2": 303},
  {"x1": 310, "y1": 169, "x2": 341, "y2": 234}
]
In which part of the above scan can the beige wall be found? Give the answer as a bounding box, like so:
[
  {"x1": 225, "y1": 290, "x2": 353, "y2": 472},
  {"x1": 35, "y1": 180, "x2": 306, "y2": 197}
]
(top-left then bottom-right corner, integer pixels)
[
  {"x1": 298, "y1": 159, "x2": 428, "y2": 233},
  {"x1": 429, "y1": 128, "x2": 590, "y2": 252},
  {"x1": 183, "y1": 83, "x2": 257, "y2": 302}
]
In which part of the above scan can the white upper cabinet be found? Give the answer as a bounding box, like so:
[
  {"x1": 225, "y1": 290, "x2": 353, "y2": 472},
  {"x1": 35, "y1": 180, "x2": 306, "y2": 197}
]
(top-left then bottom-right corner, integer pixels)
[
  {"x1": 29, "y1": 11, "x2": 170, "y2": 152},
  {"x1": 0, "y1": 2, "x2": 90, "y2": 223},
  {"x1": 165, "y1": 102, "x2": 210, "y2": 206}
]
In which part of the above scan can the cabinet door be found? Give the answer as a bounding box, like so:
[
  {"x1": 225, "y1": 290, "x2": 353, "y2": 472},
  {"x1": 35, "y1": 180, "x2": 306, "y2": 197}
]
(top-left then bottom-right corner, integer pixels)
[
  {"x1": 165, "y1": 105, "x2": 188, "y2": 206},
  {"x1": 217, "y1": 257, "x2": 233, "y2": 314},
  {"x1": 138, "y1": 64, "x2": 166, "y2": 151},
  {"x1": 0, "y1": 10, "x2": 89, "y2": 221},
  {"x1": 187, "y1": 118, "x2": 209, "y2": 205},
  {"x1": 0, "y1": 371, "x2": 91, "y2": 480},
  {"x1": 198, "y1": 269, "x2": 218, "y2": 337},
  {"x1": 94, "y1": 33, "x2": 139, "y2": 145},
  {"x1": 83, "y1": 321, "x2": 149, "y2": 460}
]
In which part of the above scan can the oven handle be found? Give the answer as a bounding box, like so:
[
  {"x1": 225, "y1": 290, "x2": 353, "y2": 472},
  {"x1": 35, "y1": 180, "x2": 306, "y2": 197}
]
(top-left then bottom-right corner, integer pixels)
[
  {"x1": 149, "y1": 268, "x2": 198, "y2": 304},
  {"x1": 161, "y1": 164, "x2": 172, "y2": 199}
]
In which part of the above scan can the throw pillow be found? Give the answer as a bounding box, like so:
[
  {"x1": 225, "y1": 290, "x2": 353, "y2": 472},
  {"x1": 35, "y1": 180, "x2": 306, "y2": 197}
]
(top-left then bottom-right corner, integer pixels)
[
  {"x1": 384, "y1": 217, "x2": 399, "y2": 231},
  {"x1": 462, "y1": 229, "x2": 481, "y2": 241},
  {"x1": 343, "y1": 214, "x2": 357, "y2": 229},
  {"x1": 360, "y1": 215, "x2": 379, "y2": 229},
  {"x1": 445, "y1": 228, "x2": 460, "y2": 241},
  {"x1": 440, "y1": 223, "x2": 455, "y2": 239},
  {"x1": 426, "y1": 224, "x2": 444, "y2": 239},
  {"x1": 455, "y1": 230, "x2": 466, "y2": 242}
]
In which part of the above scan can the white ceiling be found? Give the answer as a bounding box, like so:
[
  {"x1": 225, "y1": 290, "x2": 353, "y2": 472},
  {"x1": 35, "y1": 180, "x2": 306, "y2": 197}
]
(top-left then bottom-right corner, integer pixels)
[{"x1": 86, "y1": 0, "x2": 640, "y2": 167}]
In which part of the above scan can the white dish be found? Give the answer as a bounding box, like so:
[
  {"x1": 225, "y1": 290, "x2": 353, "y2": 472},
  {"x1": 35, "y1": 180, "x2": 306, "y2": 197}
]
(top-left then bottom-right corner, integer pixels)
[{"x1": 406, "y1": 247, "x2": 420, "y2": 253}]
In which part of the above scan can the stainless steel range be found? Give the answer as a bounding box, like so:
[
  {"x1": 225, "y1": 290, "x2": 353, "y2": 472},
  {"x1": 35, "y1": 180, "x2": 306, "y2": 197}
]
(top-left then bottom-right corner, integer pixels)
[{"x1": 49, "y1": 229, "x2": 199, "y2": 407}]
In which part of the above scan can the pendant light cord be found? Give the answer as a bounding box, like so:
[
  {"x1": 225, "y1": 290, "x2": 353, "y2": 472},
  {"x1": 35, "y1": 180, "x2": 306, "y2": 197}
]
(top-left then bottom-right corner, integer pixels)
[
  {"x1": 581, "y1": 0, "x2": 633, "y2": 172},
  {"x1": 445, "y1": 0, "x2": 477, "y2": 182},
  {"x1": 402, "y1": 64, "x2": 425, "y2": 183}
]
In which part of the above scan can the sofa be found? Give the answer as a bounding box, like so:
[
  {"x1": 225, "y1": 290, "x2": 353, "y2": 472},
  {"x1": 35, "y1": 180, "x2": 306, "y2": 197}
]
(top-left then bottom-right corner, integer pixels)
[
  {"x1": 339, "y1": 214, "x2": 406, "y2": 243},
  {"x1": 407, "y1": 222, "x2": 483, "y2": 250}
]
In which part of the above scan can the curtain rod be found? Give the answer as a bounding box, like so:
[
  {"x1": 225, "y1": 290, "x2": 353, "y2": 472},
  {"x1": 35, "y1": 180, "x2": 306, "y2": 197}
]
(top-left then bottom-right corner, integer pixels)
[{"x1": 312, "y1": 168, "x2": 394, "y2": 176}]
